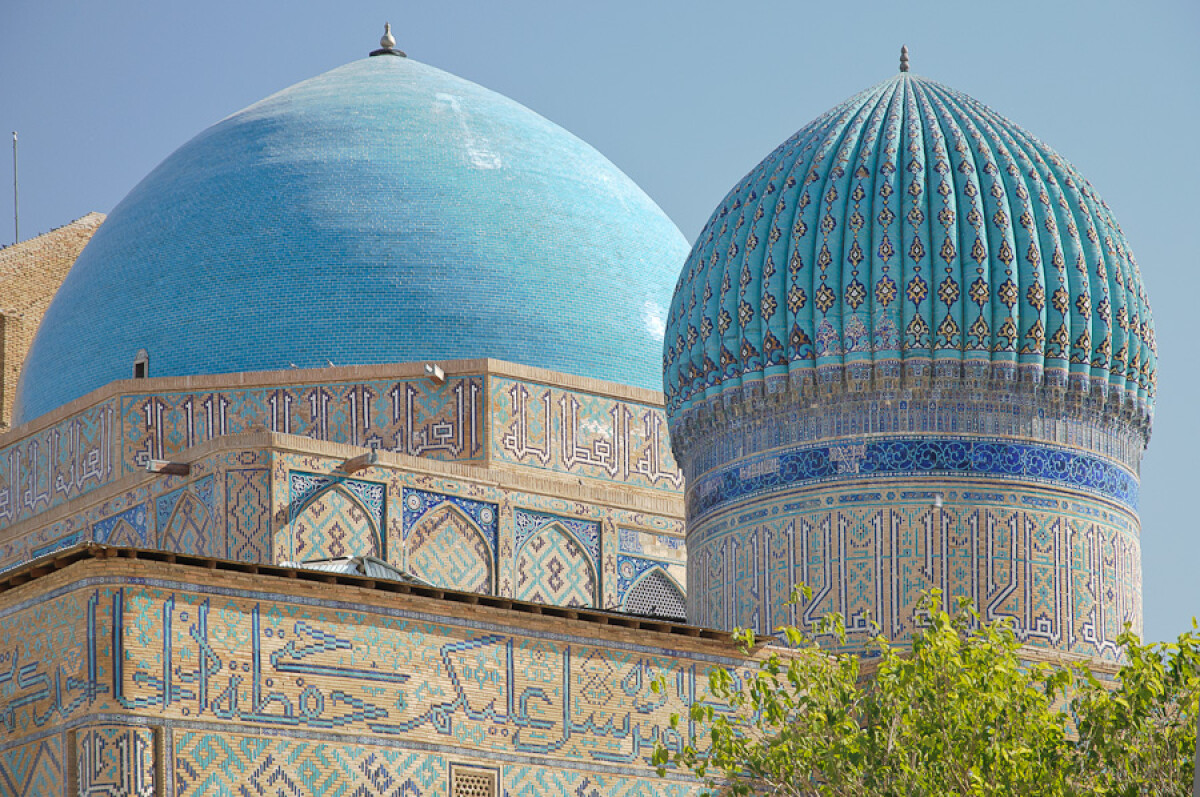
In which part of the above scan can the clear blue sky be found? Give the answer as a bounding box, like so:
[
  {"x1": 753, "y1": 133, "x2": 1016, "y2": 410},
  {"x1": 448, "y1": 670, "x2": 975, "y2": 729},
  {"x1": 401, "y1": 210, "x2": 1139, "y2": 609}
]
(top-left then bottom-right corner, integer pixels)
[{"x1": 2, "y1": 1, "x2": 1196, "y2": 642}]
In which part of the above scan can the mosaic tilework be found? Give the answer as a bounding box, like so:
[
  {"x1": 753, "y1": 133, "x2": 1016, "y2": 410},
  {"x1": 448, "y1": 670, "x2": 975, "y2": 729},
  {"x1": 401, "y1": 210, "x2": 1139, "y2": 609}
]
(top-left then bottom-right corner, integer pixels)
[
  {"x1": 676, "y1": 388, "x2": 1147, "y2": 476},
  {"x1": 403, "y1": 490, "x2": 497, "y2": 593},
  {"x1": 506, "y1": 766, "x2": 695, "y2": 796},
  {"x1": 0, "y1": 374, "x2": 485, "y2": 536},
  {"x1": 514, "y1": 510, "x2": 600, "y2": 564},
  {"x1": 403, "y1": 489, "x2": 498, "y2": 553},
  {"x1": 515, "y1": 526, "x2": 597, "y2": 608},
  {"x1": 688, "y1": 481, "x2": 1140, "y2": 660},
  {"x1": 92, "y1": 504, "x2": 150, "y2": 547},
  {"x1": 285, "y1": 472, "x2": 385, "y2": 562},
  {"x1": 0, "y1": 449, "x2": 276, "y2": 572},
  {"x1": 224, "y1": 468, "x2": 271, "y2": 563},
  {"x1": 122, "y1": 377, "x2": 486, "y2": 470},
  {"x1": 513, "y1": 510, "x2": 600, "y2": 608},
  {"x1": 174, "y1": 732, "x2": 443, "y2": 796},
  {"x1": 0, "y1": 399, "x2": 116, "y2": 528},
  {"x1": 663, "y1": 73, "x2": 1155, "y2": 420},
  {"x1": 75, "y1": 725, "x2": 155, "y2": 797},
  {"x1": 0, "y1": 577, "x2": 739, "y2": 772},
  {"x1": 690, "y1": 435, "x2": 1140, "y2": 517},
  {"x1": 290, "y1": 472, "x2": 385, "y2": 529},
  {"x1": 161, "y1": 494, "x2": 217, "y2": 557},
  {"x1": 290, "y1": 486, "x2": 380, "y2": 562},
  {"x1": 492, "y1": 378, "x2": 682, "y2": 492},
  {"x1": 0, "y1": 735, "x2": 63, "y2": 797}
]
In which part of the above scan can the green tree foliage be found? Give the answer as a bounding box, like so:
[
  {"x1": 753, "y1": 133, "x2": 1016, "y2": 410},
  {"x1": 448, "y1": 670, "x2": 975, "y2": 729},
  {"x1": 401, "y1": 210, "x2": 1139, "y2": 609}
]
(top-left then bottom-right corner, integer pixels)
[{"x1": 652, "y1": 588, "x2": 1200, "y2": 796}]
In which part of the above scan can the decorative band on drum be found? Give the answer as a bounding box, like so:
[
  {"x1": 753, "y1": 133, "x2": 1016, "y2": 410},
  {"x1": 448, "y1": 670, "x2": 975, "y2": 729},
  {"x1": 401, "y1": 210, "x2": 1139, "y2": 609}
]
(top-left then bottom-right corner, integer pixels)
[{"x1": 689, "y1": 436, "x2": 1139, "y2": 517}]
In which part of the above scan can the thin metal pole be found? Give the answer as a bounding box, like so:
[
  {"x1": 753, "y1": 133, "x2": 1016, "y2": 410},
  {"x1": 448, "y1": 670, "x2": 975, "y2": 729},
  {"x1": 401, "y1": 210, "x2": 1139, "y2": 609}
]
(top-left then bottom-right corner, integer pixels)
[{"x1": 11, "y1": 132, "x2": 17, "y2": 244}]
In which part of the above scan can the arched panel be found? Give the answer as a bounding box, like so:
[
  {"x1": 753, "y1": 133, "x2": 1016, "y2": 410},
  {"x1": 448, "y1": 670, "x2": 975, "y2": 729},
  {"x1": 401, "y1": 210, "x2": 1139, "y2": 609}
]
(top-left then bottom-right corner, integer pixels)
[
  {"x1": 292, "y1": 486, "x2": 379, "y2": 562},
  {"x1": 161, "y1": 493, "x2": 215, "y2": 557},
  {"x1": 106, "y1": 519, "x2": 142, "y2": 548},
  {"x1": 407, "y1": 504, "x2": 493, "y2": 594},
  {"x1": 515, "y1": 523, "x2": 596, "y2": 608},
  {"x1": 623, "y1": 567, "x2": 685, "y2": 620}
]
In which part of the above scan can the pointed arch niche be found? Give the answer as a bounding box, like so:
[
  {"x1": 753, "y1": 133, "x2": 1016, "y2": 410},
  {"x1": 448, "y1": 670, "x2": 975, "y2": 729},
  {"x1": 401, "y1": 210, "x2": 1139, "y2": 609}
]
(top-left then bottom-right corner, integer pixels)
[
  {"x1": 406, "y1": 504, "x2": 493, "y2": 594},
  {"x1": 623, "y1": 567, "x2": 686, "y2": 620},
  {"x1": 515, "y1": 523, "x2": 597, "y2": 608},
  {"x1": 291, "y1": 485, "x2": 380, "y2": 562},
  {"x1": 161, "y1": 493, "x2": 216, "y2": 557}
]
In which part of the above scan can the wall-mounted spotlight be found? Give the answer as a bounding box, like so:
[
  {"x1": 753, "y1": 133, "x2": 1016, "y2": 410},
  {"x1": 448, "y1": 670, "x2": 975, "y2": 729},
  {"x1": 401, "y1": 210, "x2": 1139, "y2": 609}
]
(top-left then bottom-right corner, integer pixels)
[
  {"x1": 339, "y1": 450, "x2": 379, "y2": 474},
  {"x1": 146, "y1": 459, "x2": 190, "y2": 476},
  {"x1": 424, "y1": 362, "x2": 446, "y2": 385}
]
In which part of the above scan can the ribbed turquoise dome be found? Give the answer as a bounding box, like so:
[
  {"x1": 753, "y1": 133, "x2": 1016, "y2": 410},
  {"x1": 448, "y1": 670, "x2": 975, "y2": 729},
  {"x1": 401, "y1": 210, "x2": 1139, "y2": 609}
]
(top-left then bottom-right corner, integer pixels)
[
  {"x1": 664, "y1": 72, "x2": 1155, "y2": 420},
  {"x1": 14, "y1": 55, "x2": 688, "y2": 425}
]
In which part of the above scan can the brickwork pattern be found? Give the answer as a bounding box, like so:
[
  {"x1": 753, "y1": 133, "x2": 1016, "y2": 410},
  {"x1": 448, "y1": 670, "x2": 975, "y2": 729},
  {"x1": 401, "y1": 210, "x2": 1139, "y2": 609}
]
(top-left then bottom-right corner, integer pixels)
[
  {"x1": 0, "y1": 213, "x2": 103, "y2": 429},
  {"x1": 688, "y1": 478, "x2": 1140, "y2": 660},
  {"x1": 0, "y1": 564, "x2": 734, "y2": 793},
  {"x1": 0, "y1": 735, "x2": 63, "y2": 796},
  {"x1": 492, "y1": 378, "x2": 681, "y2": 491}
]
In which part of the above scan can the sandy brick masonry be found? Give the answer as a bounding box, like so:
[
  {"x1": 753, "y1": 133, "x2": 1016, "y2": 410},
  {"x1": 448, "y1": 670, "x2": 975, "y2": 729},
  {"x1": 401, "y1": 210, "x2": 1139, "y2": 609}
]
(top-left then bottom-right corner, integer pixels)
[{"x1": 0, "y1": 213, "x2": 104, "y2": 429}]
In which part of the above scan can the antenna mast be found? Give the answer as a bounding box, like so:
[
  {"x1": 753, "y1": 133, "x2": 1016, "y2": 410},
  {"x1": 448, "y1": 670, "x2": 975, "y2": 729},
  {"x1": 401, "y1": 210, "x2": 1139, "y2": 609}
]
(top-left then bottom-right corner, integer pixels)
[{"x1": 11, "y1": 132, "x2": 17, "y2": 244}]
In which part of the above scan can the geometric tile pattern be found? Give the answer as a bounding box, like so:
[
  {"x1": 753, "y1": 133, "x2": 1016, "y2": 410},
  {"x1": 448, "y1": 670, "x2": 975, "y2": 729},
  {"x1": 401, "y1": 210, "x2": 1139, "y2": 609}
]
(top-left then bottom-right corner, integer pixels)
[
  {"x1": 515, "y1": 522, "x2": 597, "y2": 608},
  {"x1": 290, "y1": 472, "x2": 384, "y2": 532},
  {"x1": 0, "y1": 736, "x2": 63, "y2": 797},
  {"x1": 506, "y1": 767, "x2": 696, "y2": 796},
  {"x1": 688, "y1": 479, "x2": 1141, "y2": 660},
  {"x1": 0, "y1": 371, "x2": 488, "y2": 534},
  {"x1": 161, "y1": 493, "x2": 216, "y2": 557},
  {"x1": 75, "y1": 725, "x2": 155, "y2": 797},
  {"x1": 290, "y1": 485, "x2": 380, "y2": 562},
  {"x1": 402, "y1": 489, "x2": 497, "y2": 554},
  {"x1": 119, "y1": 376, "x2": 486, "y2": 472},
  {"x1": 92, "y1": 504, "x2": 149, "y2": 547},
  {"x1": 492, "y1": 378, "x2": 682, "y2": 491},
  {"x1": 224, "y1": 468, "x2": 271, "y2": 563},
  {"x1": 0, "y1": 400, "x2": 116, "y2": 528},
  {"x1": 664, "y1": 73, "x2": 1155, "y2": 420},
  {"x1": 514, "y1": 510, "x2": 600, "y2": 565},
  {"x1": 173, "y1": 732, "x2": 443, "y2": 796},
  {"x1": 689, "y1": 435, "x2": 1140, "y2": 515},
  {"x1": 405, "y1": 503, "x2": 493, "y2": 594},
  {"x1": 0, "y1": 579, "x2": 741, "y2": 776}
]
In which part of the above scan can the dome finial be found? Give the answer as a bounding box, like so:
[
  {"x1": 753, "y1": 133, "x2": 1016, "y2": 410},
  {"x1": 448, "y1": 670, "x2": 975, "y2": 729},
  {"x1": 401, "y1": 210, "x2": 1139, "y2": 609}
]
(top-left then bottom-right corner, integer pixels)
[
  {"x1": 370, "y1": 22, "x2": 407, "y2": 57},
  {"x1": 899, "y1": 45, "x2": 910, "y2": 73}
]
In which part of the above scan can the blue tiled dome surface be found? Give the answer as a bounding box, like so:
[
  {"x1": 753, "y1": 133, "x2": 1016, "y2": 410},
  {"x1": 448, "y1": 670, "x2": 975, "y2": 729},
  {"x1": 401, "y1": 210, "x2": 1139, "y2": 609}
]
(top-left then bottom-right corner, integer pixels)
[
  {"x1": 15, "y1": 57, "x2": 688, "y2": 425},
  {"x1": 664, "y1": 73, "x2": 1155, "y2": 420}
]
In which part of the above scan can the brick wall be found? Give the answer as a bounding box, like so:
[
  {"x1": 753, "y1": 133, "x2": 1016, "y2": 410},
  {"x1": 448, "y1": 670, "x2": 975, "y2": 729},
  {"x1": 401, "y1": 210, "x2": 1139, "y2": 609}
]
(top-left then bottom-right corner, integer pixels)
[{"x1": 0, "y1": 213, "x2": 103, "y2": 428}]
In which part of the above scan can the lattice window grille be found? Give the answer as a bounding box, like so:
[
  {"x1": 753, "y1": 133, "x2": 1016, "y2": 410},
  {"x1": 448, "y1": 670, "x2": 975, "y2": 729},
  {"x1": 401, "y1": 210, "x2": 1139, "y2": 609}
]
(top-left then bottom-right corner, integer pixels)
[
  {"x1": 451, "y1": 765, "x2": 497, "y2": 797},
  {"x1": 624, "y1": 568, "x2": 686, "y2": 619}
]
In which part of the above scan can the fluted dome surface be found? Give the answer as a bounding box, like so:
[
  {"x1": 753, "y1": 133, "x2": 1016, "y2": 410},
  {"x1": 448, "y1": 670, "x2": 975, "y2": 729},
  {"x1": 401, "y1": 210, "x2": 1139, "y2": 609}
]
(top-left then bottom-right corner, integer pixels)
[
  {"x1": 664, "y1": 72, "x2": 1154, "y2": 420},
  {"x1": 15, "y1": 55, "x2": 688, "y2": 425}
]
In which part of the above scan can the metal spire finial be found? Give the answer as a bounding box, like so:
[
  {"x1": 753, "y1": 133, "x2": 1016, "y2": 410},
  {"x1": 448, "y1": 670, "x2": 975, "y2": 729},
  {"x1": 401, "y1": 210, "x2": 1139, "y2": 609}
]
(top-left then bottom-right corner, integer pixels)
[
  {"x1": 370, "y1": 22, "x2": 407, "y2": 57},
  {"x1": 899, "y1": 45, "x2": 910, "y2": 73}
]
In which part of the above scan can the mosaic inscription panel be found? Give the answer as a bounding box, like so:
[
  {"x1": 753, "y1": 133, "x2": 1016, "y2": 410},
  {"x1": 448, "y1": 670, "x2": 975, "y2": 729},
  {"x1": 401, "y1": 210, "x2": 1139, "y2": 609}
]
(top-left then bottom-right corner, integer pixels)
[
  {"x1": 689, "y1": 482, "x2": 1140, "y2": 660},
  {"x1": 0, "y1": 400, "x2": 116, "y2": 528},
  {"x1": 123, "y1": 375, "x2": 485, "y2": 469},
  {"x1": 0, "y1": 576, "x2": 742, "y2": 784},
  {"x1": 492, "y1": 378, "x2": 681, "y2": 491}
]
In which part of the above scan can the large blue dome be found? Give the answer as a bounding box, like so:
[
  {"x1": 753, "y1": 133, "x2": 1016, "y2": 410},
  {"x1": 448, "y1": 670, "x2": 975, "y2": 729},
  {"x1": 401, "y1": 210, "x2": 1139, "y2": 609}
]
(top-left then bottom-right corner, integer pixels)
[
  {"x1": 14, "y1": 55, "x2": 688, "y2": 425},
  {"x1": 664, "y1": 71, "x2": 1155, "y2": 423}
]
